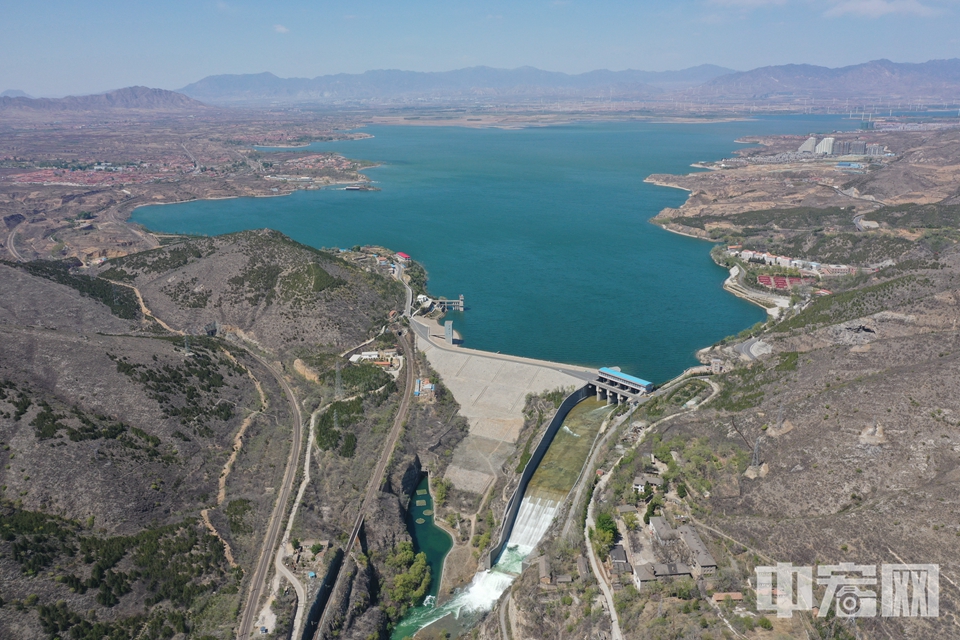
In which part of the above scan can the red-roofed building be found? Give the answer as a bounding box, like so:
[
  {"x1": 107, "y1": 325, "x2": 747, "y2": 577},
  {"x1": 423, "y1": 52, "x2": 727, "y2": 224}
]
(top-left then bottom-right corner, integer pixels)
[{"x1": 395, "y1": 252, "x2": 411, "y2": 262}]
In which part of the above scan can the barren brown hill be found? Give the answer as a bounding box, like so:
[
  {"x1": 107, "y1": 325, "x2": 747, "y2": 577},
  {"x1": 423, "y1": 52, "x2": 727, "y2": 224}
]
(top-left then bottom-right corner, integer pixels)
[
  {"x1": 0, "y1": 86, "x2": 208, "y2": 112},
  {"x1": 97, "y1": 229, "x2": 404, "y2": 357},
  {"x1": 0, "y1": 230, "x2": 412, "y2": 640}
]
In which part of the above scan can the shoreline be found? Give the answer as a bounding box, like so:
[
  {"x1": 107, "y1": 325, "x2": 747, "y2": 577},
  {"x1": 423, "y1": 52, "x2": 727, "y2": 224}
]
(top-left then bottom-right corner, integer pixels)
[
  {"x1": 252, "y1": 132, "x2": 375, "y2": 149},
  {"x1": 652, "y1": 219, "x2": 787, "y2": 315},
  {"x1": 125, "y1": 175, "x2": 375, "y2": 221},
  {"x1": 368, "y1": 114, "x2": 752, "y2": 131}
]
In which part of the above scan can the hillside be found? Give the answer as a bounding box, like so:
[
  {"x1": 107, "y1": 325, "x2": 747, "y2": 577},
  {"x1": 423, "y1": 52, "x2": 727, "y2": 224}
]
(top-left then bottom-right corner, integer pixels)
[
  {"x1": 695, "y1": 58, "x2": 960, "y2": 101},
  {"x1": 0, "y1": 86, "x2": 208, "y2": 112},
  {"x1": 0, "y1": 231, "x2": 410, "y2": 639}
]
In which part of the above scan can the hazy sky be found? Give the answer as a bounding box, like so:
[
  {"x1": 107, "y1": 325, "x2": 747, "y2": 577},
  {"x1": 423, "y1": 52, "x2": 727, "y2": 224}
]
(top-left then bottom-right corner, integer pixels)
[{"x1": 2, "y1": 0, "x2": 959, "y2": 96}]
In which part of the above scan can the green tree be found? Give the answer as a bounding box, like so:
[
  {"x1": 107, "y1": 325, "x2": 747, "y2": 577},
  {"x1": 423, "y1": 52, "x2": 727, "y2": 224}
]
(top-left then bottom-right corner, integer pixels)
[{"x1": 590, "y1": 526, "x2": 615, "y2": 561}]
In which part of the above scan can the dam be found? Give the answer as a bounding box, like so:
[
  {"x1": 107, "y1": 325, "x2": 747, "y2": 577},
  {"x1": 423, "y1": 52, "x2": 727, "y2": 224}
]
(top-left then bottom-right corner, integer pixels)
[{"x1": 390, "y1": 392, "x2": 612, "y2": 639}]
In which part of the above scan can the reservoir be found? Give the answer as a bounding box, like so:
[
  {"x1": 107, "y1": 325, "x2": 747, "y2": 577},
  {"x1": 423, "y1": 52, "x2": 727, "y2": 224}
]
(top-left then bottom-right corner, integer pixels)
[{"x1": 132, "y1": 116, "x2": 857, "y2": 382}]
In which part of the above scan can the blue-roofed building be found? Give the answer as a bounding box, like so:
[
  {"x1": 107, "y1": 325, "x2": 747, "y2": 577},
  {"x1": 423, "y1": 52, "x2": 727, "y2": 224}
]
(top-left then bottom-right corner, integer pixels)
[
  {"x1": 589, "y1": 367, "x2": 654, "y2": 405},
  {"x1": 598, "y1": 367, "x2": 654, "y2": 393}
]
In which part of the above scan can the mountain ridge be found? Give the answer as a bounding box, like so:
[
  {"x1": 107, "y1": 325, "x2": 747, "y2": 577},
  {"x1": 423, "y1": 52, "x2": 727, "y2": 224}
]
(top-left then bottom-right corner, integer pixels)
[
  {"x1": 177, "y1": 64, "x2": 736, "y2": 104},
  {"x1": 177, "y1": 59, "x2": 960, "y2": 106},
  {"x1": 0, "y1": 86, "x2": 208, "y2": 112},
  {"x1": 695, "y1": 58, "x2": 960, "y2": 101}
]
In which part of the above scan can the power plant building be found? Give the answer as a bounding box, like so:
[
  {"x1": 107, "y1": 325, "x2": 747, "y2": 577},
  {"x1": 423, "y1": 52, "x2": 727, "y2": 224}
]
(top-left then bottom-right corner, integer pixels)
[{"x1": 597, "y1": 367, "x2": 654, "y2": 393}]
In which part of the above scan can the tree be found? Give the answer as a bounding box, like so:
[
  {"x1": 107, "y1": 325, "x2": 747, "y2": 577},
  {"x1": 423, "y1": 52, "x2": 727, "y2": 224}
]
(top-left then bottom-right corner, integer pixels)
[
  {"x1": 432, "y1": 478, "x2": 450, "y2": 505},
  {"x1": 623, "y1": 512, "x2": 640, "y2": 532},
  {"x1": 596, "y1": 512, "x2": 618, "y2": 539},
  {"x1": 590, "y1": 526, "x2": 615, "y2": 561}
]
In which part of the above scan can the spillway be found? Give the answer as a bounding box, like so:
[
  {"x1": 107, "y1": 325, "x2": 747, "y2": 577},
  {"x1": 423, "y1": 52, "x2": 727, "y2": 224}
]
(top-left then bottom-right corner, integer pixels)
[{"x1": 391, "y1": 396, "x2": 611, "y2": 639}]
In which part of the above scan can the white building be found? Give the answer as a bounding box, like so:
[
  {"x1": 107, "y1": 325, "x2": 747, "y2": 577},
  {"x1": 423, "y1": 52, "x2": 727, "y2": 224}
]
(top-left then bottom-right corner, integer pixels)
[
  {"x1": 798, "y1": 136, "x2": 817, "y2": 153},
  {"x1": 815, "y1": 137, "x2": 835, "y2": 155}
]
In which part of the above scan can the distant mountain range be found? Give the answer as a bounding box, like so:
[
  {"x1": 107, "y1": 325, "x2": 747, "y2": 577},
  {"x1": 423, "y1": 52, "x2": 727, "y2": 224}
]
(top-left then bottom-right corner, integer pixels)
[
  {"x1": 0, "y1": 86, "x2": 207, "y2": 112},
  {"x1": 8, "y1": 59, "x2": 960, "y2": 113},
  {"x1": 177, "y1": 65, "x2": 735, "y2": 105},
  {"x1": 693, "y1": 59, "x2": 960, "y2": 102},
  {"x1": 1, "y1": 89, "x2": 32, "y2": 98}
]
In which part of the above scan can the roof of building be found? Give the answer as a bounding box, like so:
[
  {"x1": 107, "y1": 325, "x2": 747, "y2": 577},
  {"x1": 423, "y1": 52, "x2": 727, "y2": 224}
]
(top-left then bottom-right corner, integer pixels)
[
  {"x1": 653, "y1": 562, "x2": 692, "y2": 578},
  {"x1": 609, "y1": 545, "x2": 628, "y2": 564},
  {"x1": 636, "y1": 563, "x2": 657, "y2": 582},
  {"x1": 599, "y1": 367, "x2": 653, "y2": 389},
  {"x1": 634, "y1": 474, "x2": 663, "y2": 486},
  {"x1": 650, "y1": 516, "x2": 678, "y2": 541},
  {"x1": 677, "y1": 525, "x2": 718, "y2": 568},
  {"x1": 576, "y1": 556, "x2": 589, "y2": 579},
  {"x1": 556, "y1": 574, "x2": 573, "y2": 583},
  {"x1": 617, "y1": 504, "x2": 638, "y2": 513},
  {"x1": 712, "y1": 592, "x2": 744, "y2": 602},
  {"x1": 395, "y1": 252, "x2": 411, "y2": 259},
  {"x1": 538, "y1": 556, "x2": 551, "y2": 578}
]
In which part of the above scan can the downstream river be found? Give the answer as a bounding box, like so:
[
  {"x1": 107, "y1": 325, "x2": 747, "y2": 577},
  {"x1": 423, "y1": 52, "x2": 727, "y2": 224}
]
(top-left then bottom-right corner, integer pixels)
[{"x1": 133, "y1": 115, "x2": 855, "y2": 382}]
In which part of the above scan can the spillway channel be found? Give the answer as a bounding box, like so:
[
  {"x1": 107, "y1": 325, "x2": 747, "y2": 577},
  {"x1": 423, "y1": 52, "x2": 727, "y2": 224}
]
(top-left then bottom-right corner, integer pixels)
[{"x1": 391, "y1": 397, "x2": 612, "y2": 639}]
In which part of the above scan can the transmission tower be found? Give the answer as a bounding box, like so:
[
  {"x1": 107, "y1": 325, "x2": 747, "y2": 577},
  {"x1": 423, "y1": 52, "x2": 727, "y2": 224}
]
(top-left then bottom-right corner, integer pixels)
[
  {"x1": 752, "y1": 436, "x2": 763, "y2": 468},
  {"x1": 184, "y1": 335, "x2": 191, "y2": 356},
  {"x1": 776, "y1": 400, "x2": 784, "y2": 432}
]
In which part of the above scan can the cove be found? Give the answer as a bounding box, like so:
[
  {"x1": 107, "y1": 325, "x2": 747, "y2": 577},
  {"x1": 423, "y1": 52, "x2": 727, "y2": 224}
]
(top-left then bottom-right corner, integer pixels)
[{"x1": 131, "y1": 115, "x2": 857, "y2": 383}]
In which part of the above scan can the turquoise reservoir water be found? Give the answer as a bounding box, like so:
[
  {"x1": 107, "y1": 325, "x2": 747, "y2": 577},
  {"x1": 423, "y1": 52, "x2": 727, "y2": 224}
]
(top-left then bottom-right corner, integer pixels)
[
  {"x1": 393, "y1": 475, "x2": 453, "y2": 640},
  {"x1": 132, "y1": 116, "x2": 856, "y2": 381}
]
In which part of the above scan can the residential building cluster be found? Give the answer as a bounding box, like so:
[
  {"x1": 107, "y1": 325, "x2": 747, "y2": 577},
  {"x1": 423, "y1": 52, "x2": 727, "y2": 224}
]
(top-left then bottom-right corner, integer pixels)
[
  {"x1": 628, "y1": 516, "x2": 718, "y2": 587},
  {"x1": 735, "y1": 249, "x2": 866, "y2": 278},
  {"x1": 798, "y1": 136, "x2": 885, "y2": 157}
]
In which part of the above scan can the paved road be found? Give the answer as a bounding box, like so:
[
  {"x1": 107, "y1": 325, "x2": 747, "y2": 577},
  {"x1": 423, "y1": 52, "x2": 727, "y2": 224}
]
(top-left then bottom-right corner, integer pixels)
[
  {"x1": 181, "y1": 143, "x2": 202, "y2": 175},
  {"x1": 6, "y1": 222, "x2": 24, "y2": 262},
  {"x1": 314, "y1": 329, "x2": 416, "y2": 638},
  {"x1": 237, "y1": 353, "x2": 304, "y2": 640},
  {"x1": 584, "y1": 469, "x2": 624, "y2": 640}
]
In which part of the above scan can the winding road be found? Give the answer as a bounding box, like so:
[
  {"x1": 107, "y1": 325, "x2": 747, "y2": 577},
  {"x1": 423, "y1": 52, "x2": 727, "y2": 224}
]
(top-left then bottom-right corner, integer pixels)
[
  {"x1": 236, "y1": 352, "x2": 304, "y2": 640},
  {"x1": 6, "y1": 222, "x2": 24, "y2": 262}
]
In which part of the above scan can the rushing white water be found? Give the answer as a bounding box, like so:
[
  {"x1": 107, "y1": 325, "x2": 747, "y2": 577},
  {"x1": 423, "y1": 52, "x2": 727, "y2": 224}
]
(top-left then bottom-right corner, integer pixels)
[
  {"x1": 561, "y1": 425, "x2": 582, "y2": 437},
  {"x1": 390, "y1": 491, "x2": 562, "y2": 637},
  {"x1": 505, "y1": 493, "x2": 561, "y2": 554}
]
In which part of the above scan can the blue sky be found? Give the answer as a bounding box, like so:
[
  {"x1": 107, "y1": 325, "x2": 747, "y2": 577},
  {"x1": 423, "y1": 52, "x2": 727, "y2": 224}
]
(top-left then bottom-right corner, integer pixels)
[{"x1": 2, "y1": 0, "x2": 958, "y2": 96}]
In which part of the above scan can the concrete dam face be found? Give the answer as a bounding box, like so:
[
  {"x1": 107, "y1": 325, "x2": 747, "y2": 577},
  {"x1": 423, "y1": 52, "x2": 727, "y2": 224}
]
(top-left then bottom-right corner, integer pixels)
[{"x1": 392, "y1": 393, "x2": 611, "y2": 638}]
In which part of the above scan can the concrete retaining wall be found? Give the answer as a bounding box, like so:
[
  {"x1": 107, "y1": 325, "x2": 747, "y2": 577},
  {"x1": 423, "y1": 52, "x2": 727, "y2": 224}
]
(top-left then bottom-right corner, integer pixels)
[{"x1": 485, "y1": 385, "x2": 590, "y2": 569}]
